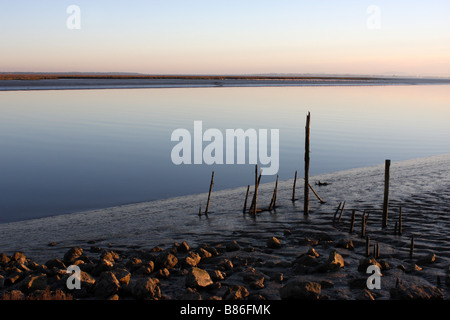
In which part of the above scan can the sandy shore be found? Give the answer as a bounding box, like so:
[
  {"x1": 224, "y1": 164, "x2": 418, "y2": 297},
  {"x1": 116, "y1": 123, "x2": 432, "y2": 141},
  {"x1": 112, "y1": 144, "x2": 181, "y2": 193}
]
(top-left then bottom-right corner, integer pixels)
[
  {"x1": 1, "y1": 77, "x2": 450, "y2": 91},
  {"x1": 0, "y1": 154, "x2": 449, "y2": 300}
]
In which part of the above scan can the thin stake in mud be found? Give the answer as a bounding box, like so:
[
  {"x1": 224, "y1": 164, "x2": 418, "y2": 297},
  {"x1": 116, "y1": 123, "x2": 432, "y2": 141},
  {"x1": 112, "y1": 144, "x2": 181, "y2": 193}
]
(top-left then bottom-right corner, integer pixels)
[
  {"x1": 252, "y1": 165, "x2": 259, "y2": 217},
  {"x1": 365, "y1": 236, "x2": 370, "y2": 257},
  {"x1": 292, "y1": 170, "x2": 298, "y2": 202},
  {"x1": 398, "y1": 207, "x2": 403, "y2": 235},
  {"x1": 269, "y1": 175, "x2": 279, "y2": 211},
  {"x1": 410, "y1": 235, "x2": 415, "y2": 259},
  {"x1": 243, "y1": 185, "x2": 250, "y2": 214},
  {"x1": 204, "y1": 171, "x2": 214, "y2": 216},
  {"x1": 349, "y1": 209, "x2": 356, "y2": 233},
  {"x1": 304, "y1": 112, "x2": 311, "y2": 216},
  {"x1": 382, "y1": 159, "x2": 391, "y2": 228},
  {"x1": 333, "y1": 202, "x2": 342, "y2": 224},
  {"x1": 361, "y1": 210, "x2": 367, "y2": 238},
  {"x1": 198, "y1": 205, "x2": 202, "y2": 217},
  {"x1": 337, "y1": 201, "x2": 346, "y2": 223},
  {"x1": 307, "y1": 181, "x2": 326, "y2": 204}
]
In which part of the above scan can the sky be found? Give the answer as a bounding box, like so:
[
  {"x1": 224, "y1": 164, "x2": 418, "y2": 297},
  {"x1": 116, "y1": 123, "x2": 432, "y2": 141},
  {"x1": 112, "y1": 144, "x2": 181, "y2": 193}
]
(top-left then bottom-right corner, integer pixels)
[{"x1": 0, "y1": 0, "x2": 449, "y2": 76}]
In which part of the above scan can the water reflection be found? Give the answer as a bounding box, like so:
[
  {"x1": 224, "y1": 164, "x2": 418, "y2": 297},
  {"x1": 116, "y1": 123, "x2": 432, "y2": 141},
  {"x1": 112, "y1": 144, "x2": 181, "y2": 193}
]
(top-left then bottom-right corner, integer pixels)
[{"x1": 0, "y1": 85, "x2": 448, "y2": 222}]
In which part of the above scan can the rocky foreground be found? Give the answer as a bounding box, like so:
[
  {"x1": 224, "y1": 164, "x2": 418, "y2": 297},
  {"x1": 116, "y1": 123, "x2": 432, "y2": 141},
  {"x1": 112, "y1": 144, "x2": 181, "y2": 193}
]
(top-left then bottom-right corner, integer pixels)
[{"x1": 1, "y1": 233, "x2": 449, "y2": 300}]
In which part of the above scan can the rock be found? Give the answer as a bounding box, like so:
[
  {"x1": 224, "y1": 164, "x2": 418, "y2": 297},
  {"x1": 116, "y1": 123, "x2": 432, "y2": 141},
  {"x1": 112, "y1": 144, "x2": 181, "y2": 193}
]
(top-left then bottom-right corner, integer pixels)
[
  {"x1": 19, "y1": 274, "x2": 47, "y2": 293},
  {"x1": 181, "y1": 288, "x2": 202, "y2": 300},
  {"x1": 417, "y1": 253, "x2": 436, "y2": 265},
  {"x1": 155, "y1": 251, "x2": 178, "y2": 270},
  {"x1": 47, "y1": 242, "x2": 57, "y2": 247},
  {"x1": 184, "y1": 251, "x2": 201, "y2": 267},
  {"x1": 267, "y1": 237, "x2": 281, "y2": 249},
  {"x1": 133, "y1": 261, "x2": 155, "y2": 276},
  {"x1": 197, "y1": 248, "x2": 212, "y2": 259},
  {"x1": 100, "y1": 250, "x2": 120, "y2": 262},
  {"x1": 94, "y1": 271, "x2": 120, "y2": 298},
  {"x1": 178, "y1": 241, "x2": 190, "y2": 253},
  {"x1": 12, "y1": 252, "x2": 27, "y2": 264},
  {"x1": 186, "y1": 267, "x2": 213, "y2": 288},
  {"x1": 280, "y1": 279, "x2": 321, "y2": 300},
  {"x1": 0, "y1": 275, "x2": 4, "y2": 288},
  {"x1": 131, "y1": 277, "x2": 161, "y2": 300},
  {"x1": 320, "y1": 280, "x2": 334, "y2": 289},
  {"x1": 283, "y1": 229, "x2": 291, "y2": 236},
  {"x1": 63, "y1": 247, "x2": 84, "y2": 265},
  {"x1": 126, "y1": 257, "x2": 143, "y2": 271},
  {"x1": 336, "y1": 239, "x2": 354, "y2": 250},
  {"x1": 217, "y1": 259, "x2": 234, "y2": 271},
  {"x1": 390, "y1": 283, "x2": 444, "y2": 300},
  {"x1": 242, "y1": 268, "x2": 265, "y2": 289},
  {"x1": 356, "y1": 289, "x2": 375, "y2": 300},
  {"x1": 210, "y1": 270, "x2": 226, "y2": 281},
  {"x1": 112, "y1": 268, "x2": 131, "y2": 285},
  {"x1": 45, "y1": 258, "x2": 67, "y2": 270},
  {"x1": 224, "y1": 285, "x2": 249, "y2": 300},
  {"x1": 156, "y1": 268, "x2": 170, "y2": 279},
  {"x1": 0, "y1": 253, "x2": 10, "y2": 264},
  {"x1": 92, "y1": 258, "x2": 114, "y2": 276},
  {"x1": 358, "y1": 257, "x2": 382, "y2": 272},
  {"x1": 226, "y1": 241, "x2": 240, "y2": 252},
  {"x1": 328, "y1": 250, "x2": 344, "y2": 269}
]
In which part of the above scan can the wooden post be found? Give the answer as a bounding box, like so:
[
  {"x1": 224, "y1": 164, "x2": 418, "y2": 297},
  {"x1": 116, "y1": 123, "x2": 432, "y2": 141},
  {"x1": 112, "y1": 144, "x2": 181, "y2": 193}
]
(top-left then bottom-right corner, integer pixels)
[
  {"x1": 252, "y1": 165, "x2": 259, "y2": 217},
  {"x1": 349, "y1": 209, "x2": 356, "y2": 233},
  {"x1": 382, "y1": 159, "x2": 391, "y2": 228},
  {"x1": 304, "y1": 112, "x2": 311, "y2": 215},
  {"x1": 361, "y1": 210, "x2": 366, "y2": 238},
  {"x1": 269, "y1": 175, "x2": 279, "y2": 211},
  {"x1": 292, "y1": 170, "x2": 298, "y2": 202},
  {"x1": 398, "y1": 207, "x2": 403, "y2": 235},
  {"x1": 243, "y1": 185, "x2": 250, "y2": 214},
  {"x1": 333, "y1": 202, "x2": 342, "y2": 224},
  {"x1": 410, "y1": 235, "x2": 414, "y2": 259},
  {"x1": 337, "y1": 201, "x2": 346, "y2": 223},
  {"x1": 204, "y1": 171, "x2": 214, "y2": 216},
  {"x1": 249, "y1": 171, "x2": 262, "y2": 213},
  {"x1": 198, "y1": 205, "x2": 202, "y2": 217},
  {"x1": 365, "y1": 236, "x2": 370, "y2": 257},
  {"x1": 308, "y1": 182, "x2": 325, "y2": 204}
]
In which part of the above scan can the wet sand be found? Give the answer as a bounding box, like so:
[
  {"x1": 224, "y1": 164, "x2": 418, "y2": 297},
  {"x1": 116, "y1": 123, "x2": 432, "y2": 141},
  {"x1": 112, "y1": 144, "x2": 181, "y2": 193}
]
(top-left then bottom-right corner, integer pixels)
[{"x1": 0, "y1": 154, "x2": 449, "y2": 300}]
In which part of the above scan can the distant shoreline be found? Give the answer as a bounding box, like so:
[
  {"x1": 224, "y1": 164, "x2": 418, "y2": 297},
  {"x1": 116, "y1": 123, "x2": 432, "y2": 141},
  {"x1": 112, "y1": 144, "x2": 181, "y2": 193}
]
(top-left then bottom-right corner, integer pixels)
[{"x1": 1, "y1": 74, "x2": 450, "y2": 91}]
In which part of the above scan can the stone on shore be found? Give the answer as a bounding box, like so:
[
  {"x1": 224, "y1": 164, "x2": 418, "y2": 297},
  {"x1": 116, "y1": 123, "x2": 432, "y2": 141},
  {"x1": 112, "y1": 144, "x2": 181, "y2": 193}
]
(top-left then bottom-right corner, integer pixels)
[
  {"x1": 63, "y1": 247, "x2": 84, "y2": 265},
  {"x1": 267, "y1": 237, "x2": 282, "y2": 249},
  {"x1": 94, "y1": 271, "x2": 120, "y2": 298},
  {"x1": 390, "y1": 283, "x2": 444, "y2": 300},
  {"x1": 280, "y1": 279, "x2": 321, "y2": 300},
  {"x1": 131, "y1": 277, "x2": 161, "y2": 300},
  {"x1": 185, "y1": 267, "x2": 213, "y2": 288},
  {"x1": 155, "y1": 251, "x2": 178, "y2": 270}
]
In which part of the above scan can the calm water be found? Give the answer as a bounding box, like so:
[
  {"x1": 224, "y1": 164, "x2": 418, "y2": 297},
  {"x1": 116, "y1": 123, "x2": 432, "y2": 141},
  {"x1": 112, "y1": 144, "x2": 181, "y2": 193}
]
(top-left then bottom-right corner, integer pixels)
[{"x1": 0, "y1": 85, "x2": 449, "y2": 223}]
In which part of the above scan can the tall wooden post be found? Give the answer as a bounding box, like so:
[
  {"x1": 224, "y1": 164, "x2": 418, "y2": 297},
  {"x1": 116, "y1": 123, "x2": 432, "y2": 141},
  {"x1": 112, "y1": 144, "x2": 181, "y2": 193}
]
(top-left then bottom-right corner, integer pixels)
[
  {"x1": 382, "y1": 159, "x2": 391, "y2": 228},
  {"x1": 398, "y1": 207, "x2": 403, "y2": 235},
  {"x1": 304, "y1": 112, "x2": 311, "y2": 215},
  {"x1": 252, "y1": 165, "x2": 259, "y2": 217}
]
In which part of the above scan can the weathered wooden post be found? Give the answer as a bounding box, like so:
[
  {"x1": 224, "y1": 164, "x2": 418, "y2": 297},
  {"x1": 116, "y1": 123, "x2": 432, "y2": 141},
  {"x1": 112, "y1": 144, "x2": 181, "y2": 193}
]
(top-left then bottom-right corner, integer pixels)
[
  {"x1": 304, "y1": 112, "x2": 311, "y2": 216},
  {"x1": 252, "y1": 165, "x2": 259, "y2": 217},
  {"x1": 269, "y1": 175, "x2": 279, "y2": 211},
  {"x1": 382, "y1": 159, "x2": 391, "y2": 228},
  {"x1": 243, "y1": 185, "x2": 250, "y2": 214},
  {"x1": 333, "y1": 202, "x2": 342, "y2": 224},
  {"x1": 308, "y1": 182, "x2": 325, "y2": 204},
  {"x1": 410, "y1": 235, "x2": 415, "y2": 259},
  {"x1": 361, "y1": 210, "x2": 367, "y2": 238},
  {"x1": 204, "y1": 171, "x2": 214, "y2": 216},
  {"x1": 292, "y1": 170, "x2": 298, "y2": 202},
  {"x1": 398, "y1": 207, "x2": 403, "y2": 235},
  {"x1": 338, "y1": 201, "x2": 346, "y2": 223},
  {"x1": 365, "y1": 236, "x2": 370, "y2": 257}
]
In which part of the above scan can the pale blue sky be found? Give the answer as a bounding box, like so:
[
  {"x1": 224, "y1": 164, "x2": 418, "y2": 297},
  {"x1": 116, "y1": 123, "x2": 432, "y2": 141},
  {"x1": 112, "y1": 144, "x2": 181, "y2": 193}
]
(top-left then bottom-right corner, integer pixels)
[{"x1": 0, "y1": 0, "x2": 449, "y2": 75}]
